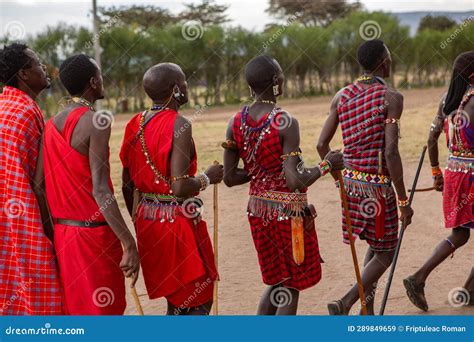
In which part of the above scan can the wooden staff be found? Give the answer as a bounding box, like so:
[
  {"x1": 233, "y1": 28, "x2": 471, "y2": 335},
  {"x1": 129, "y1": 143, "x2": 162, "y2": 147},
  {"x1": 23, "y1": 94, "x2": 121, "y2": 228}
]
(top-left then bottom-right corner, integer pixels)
[
  {"x1": 408, "y1": 186, "x2": 435, "y2": 193},
  {"x1": 336, "y1": 171, "x2": 368, "y2": 315},
  {"x1": 379, "y1": 145, "x2": 427, "y2": 315},
  {"x1": 128, "y1": 188, "x2": 144, "y2": 316},
  {"x1": 212, "y1": 161, "x2": 219, "y2": 316},
  {"x1": 130, "y1": 283, "x2": 144, "y2": 316}
]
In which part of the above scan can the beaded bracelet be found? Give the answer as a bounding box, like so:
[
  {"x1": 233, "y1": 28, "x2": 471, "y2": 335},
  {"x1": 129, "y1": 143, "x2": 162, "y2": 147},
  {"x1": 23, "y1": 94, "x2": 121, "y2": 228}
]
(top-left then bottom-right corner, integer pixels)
[
  {"x1": 398, "y1": 199, "x2": 409, "y2": 207},
  {"x1": 197, "y1": 173, "x2": 210, "y2": 191},
  {"x1": 170, "y1": 175, "x2": 190, "y2": 182},
  {"x1": 281, "y1": 151, "x2": 302, "y2": 161},
  {"x1": 431, "y1": 165, "x2": 442, "y2": 178},
  {"x1": 318, "y1": 160, "x2": 332, "y2": 176}
]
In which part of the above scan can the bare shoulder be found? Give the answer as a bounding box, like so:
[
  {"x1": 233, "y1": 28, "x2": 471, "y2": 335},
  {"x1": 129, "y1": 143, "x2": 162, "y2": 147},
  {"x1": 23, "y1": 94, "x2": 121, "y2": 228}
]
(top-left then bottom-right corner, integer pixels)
[
  {"x1": 385, "y1": 87, "x2": 403, "y2": 104},
  {"x1": 173, "y1": 114, "x2": 192, "y2": 140}
]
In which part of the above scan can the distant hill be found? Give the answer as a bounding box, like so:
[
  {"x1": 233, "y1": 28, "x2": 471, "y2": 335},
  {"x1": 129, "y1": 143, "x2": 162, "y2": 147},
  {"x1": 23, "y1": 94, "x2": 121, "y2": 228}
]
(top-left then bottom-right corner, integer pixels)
[{"x1": 391, "y1": 11, "x2": 474, "y2": 35}]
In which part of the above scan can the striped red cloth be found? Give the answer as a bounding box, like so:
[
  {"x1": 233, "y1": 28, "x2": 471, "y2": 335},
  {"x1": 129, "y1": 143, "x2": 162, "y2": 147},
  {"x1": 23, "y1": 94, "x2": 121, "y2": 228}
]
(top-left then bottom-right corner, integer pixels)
[
  {"x1": 337, "y1": 81, "x2": 399, "y2": 251},
  {"x1": 232, "y1": 107, "x2": 322, "y2": 290},
  {"x1": 0, "y1": 86, "x2": 62, "y2": 315},
  {"x1": 443, "y1": 88, "x2": 474, "y2": 229}
]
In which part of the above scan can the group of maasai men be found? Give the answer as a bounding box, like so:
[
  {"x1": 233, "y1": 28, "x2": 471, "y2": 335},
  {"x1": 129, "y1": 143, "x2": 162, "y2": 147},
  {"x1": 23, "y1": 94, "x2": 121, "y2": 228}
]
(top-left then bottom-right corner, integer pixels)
[{"x1": 0, "y1": 38, "x2": 472, "y2": 316}]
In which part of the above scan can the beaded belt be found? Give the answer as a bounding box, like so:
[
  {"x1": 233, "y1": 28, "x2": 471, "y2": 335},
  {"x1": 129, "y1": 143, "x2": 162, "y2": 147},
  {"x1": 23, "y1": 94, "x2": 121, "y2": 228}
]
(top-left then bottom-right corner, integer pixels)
[
  {"x1": 248, "y1": 190, "x2": 308, "y2": 221},
  {"x1": 446, "y1": 155, "x2": 474, "y2": 174},
  {"x1": 138, "y1": 193, "x2": 202, "y2": 222},
  {"x1": 342, "y1": 168, "x2": 393, "y2": 198}
]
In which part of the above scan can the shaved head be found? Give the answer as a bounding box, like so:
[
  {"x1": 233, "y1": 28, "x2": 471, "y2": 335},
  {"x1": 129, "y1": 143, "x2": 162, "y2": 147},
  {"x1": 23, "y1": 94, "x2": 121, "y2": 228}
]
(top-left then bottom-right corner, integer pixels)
[
  {"x1": 143, "y1": 62, "x2": 187, "y2": 102},
  {"x1": 245, "y1": 55, "x2": 283, "y2": 94}
]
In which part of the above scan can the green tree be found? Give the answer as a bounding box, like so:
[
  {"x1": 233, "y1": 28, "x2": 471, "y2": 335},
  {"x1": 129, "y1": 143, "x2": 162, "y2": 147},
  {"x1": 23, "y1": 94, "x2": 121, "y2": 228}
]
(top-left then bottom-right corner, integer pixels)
[{"x1": 418, "y1": 15, "x2": 457, "y2": 33}]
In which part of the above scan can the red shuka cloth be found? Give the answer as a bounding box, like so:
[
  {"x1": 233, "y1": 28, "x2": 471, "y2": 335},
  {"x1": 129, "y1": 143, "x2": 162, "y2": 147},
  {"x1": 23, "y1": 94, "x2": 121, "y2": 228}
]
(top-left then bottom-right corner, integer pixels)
[
  {"x1": 43, "y1": 107, "x2": 125, "y2": 315},
  {"x1": 120, "y1": 109, "x2": 217, "y2": 308},
  {"x1": 0, "y1": 86, "x2": 62, "y2": 315},
  {"x1": 231, "y1": 108, "x2": 322, "y2": 291}
]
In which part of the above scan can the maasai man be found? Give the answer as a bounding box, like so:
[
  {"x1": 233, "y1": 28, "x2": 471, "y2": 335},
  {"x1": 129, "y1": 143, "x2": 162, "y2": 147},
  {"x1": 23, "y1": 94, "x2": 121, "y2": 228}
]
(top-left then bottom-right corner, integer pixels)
[
  {"x1": 42, "y1": 54, "x2": 140, "y2": 315},
  {"x1": 223, "y1": 55, "x2": 344, "y2": 315},
  {"x1": 120, "y1": 63, "x2": 223, "y2": 315},
  {"x1": 404, "y1": 51, "x2": 474, "y2": 310},
  {"x1": 0, "y1": 43, "x2": 62, "y2": 315},
  {"x1": 318, "y1": 39, "x2": 414, "y2": 315}
]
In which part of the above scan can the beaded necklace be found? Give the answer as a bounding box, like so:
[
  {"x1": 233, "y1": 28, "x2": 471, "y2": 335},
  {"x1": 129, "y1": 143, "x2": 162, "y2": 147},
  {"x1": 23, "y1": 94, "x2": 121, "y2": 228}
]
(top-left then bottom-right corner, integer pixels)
[
  {"x1": 240, "y1": 105, "x2": 278, "y2": 162},
  {"x1": 71, "y1": 97, "x2": 95, "y2": 111},
  {"x1": 139, "y1": 110, "x2": 171, "y2": 186},
  {"x1": 452, "y1": 86, "x2": 474, "y2": 154}
]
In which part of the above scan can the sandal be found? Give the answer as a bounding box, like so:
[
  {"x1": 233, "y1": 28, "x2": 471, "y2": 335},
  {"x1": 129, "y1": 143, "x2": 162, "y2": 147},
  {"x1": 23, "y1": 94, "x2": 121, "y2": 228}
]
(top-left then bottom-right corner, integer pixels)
[
  {"x1": 403, "y1": 276, "x2": 428, "y2": 312},
  {"x1": 327, "y1": 299, "x2": 349, "y2": 315}
]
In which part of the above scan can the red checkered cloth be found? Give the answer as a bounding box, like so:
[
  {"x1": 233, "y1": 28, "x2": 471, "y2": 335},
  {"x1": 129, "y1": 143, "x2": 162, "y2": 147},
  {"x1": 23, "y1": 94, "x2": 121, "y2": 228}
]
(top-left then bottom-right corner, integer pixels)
[
  {"x1": 443, "y1": 88, "x2": 474, "y2": 229},
  {"x1": 337, "y1": 82, "x2": 399, "y2": 251},
  {"x1": 0, "y1": 86, "x2": 62, "y2": 315},
  {"x1": 232, "y1": 108, "x2": 321, "y2": 290}
]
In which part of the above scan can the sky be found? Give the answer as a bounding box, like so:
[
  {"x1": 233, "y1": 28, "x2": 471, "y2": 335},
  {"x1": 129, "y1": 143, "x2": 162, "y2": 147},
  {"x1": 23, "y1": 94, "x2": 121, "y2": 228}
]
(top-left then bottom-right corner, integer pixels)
[{"x1": 1, "y1": 0, "x2": 473, "y2": 38}]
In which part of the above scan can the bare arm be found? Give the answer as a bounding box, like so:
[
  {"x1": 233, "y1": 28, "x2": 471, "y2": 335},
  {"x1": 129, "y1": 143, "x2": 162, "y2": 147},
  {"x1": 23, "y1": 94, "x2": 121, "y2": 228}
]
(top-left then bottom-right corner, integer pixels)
[
  {"x1": 223, "y1": 117, "x2": 250, "y2": 187},
  {"x1": 122, "y1": 168, "x2": 134, "y2": 217},
  {"x1": 88, "y1": 113, "x2": 139, "y2": 285},
  {"x1": 32, "y1": 135, "x2": 54, "y2": 243},
  {"x1": 317, "y1": 93, "x2": 341, "y2": 159},
  {"x1": 428, "y1": 95, "x2": 447, "y2": 167},
  {"x1": 170, "y1": 116, "x2": 223, "y2": 198},
  {"x1": 281, "y1": 113, "x2": 343, "y2": 191}
]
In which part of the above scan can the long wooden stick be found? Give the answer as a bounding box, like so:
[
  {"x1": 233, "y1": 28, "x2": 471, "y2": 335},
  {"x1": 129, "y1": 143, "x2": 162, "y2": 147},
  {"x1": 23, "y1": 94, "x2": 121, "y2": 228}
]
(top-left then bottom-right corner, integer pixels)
[
  {"x1": 379, "y1": 145, "x2": 427, "y2": 315},
  {"x1": 130, "y1": 284, "x2": 144, "y2": 316},
  {"x1": 212, "y1": 161, "x2": 219, "y2": 315},
  {"x1": 408, "y1": 186, "x2": 435, "y2": 193},
  {"x1": 336, "y1": 171, "x2": 368, "y2": 315}
]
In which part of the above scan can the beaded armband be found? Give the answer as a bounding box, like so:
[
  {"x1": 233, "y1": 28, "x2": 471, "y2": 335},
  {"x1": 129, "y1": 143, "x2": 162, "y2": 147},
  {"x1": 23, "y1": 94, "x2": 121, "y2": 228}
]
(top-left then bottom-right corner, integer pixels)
[
  {"x1": 317, "y1": 160, "x2": 332, "y2": 176},
  {"x1": 398, "y1": 198, "x2": 409, "y2": 208},
  {"x1": 385, "y1": 118, "x2": 401, "y2": 139},
  {"x1": 431, "y1": 165, "x2": 443, "y2": 178}
]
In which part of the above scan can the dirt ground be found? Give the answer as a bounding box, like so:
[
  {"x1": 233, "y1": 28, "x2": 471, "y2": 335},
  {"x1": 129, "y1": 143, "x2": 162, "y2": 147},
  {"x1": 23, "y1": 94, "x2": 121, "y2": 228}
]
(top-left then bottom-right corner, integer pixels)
[{"x1": 108, "y1": 87, "x2": 473, "y2": 316}]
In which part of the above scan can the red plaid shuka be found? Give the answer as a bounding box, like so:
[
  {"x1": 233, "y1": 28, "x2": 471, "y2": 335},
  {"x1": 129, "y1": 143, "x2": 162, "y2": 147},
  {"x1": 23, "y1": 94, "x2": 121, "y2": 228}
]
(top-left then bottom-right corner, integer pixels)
[
  {"x1": 231, "y1": 107, "x2": 322, "y2": 291},
  {"x1": 443, "y1": 88, "x2": 474, "y2": 229},
  {"x1": 0, "y1": 86, "x2": 62, "y2": 315},
  {"x1": 337, "y1": 81, "x2": 399, "y2": 251}
]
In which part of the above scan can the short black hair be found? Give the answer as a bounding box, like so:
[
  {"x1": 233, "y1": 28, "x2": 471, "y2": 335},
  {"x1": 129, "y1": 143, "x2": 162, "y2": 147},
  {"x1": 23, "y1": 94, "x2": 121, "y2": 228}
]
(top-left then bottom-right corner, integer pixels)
[
  {"x1": 444, "y1": 51, "x2": 474, "y2": 116},
  {"x1": 0, "y1": 43, "x2": 32, "y2": 87},
  {"x1": 245, "y1": 55, "x2": 280, "y2": 93},
  {"x1": 357, "y1": 39, "x2": 387, "y2": 72},
  {"x1": 59, "y1": 54, "x2": 98, "y2": 95}
]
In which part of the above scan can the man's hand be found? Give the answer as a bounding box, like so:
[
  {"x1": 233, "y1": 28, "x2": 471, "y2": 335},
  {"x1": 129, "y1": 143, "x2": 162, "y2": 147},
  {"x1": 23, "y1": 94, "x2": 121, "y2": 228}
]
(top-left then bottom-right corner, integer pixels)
[
  {"x1": 433, "y1": 174, "x2": 444, "y2": 192},
  {"x1": 120, "y1": 242, "x2": 140, "y2": 287},
  {"x1": 205, "y1": 163, "x2": 224, "y2": 184},
  {"x1": 399, "y1": 205, "x2": 414, "y2": 227},
  {"x1": 325, "y1": 150, "x2": 344, "y2": 171}
]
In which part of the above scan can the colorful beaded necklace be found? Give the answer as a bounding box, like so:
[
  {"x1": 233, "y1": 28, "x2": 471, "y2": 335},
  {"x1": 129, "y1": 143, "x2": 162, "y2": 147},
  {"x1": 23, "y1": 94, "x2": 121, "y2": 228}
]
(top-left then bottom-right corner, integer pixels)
[
  {"x1": 139, "y1": 109, "x2": 171, "y2": 187},
  {"x1": 240, "y1": 105, "x2": 278, "y2": 162},
  {"x1": 71, "y1": 97, "x2": 95, "y2": 111}
]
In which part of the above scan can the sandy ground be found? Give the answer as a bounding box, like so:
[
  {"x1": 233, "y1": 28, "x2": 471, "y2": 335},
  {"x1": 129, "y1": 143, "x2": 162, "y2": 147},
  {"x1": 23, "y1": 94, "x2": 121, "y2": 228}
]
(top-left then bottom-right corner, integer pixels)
[{"x1": 110, "y1": 87, "x2": 473, "y2": 316}]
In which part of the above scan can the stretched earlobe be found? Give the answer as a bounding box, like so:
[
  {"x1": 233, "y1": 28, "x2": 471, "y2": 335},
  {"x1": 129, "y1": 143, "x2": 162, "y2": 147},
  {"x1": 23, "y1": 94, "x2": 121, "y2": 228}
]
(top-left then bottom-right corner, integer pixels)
[{"x1": 273, "y1": 84, "x2": 280, "y2": 96}]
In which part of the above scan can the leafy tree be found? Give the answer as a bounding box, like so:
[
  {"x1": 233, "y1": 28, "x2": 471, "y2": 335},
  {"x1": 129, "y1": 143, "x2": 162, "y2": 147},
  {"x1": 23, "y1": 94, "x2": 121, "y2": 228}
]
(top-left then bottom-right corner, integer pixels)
[
  {"x1": 180, "y1": 0, "x2": 229, "y2": 25},
  {"x1": 418, "y1": 15, "x2": 457, "y2": 32}
]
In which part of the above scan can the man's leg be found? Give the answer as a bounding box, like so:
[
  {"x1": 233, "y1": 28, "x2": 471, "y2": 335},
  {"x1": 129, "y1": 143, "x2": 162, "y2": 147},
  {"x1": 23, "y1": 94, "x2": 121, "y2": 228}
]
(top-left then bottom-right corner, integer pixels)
[
  {"x1": 412, "y1": 227, "x2": 470, "y2": 284},
  {"x1": 275, "y1": 287, "x2": 300, "y2": 316},
  {"x1": 404, "y1": 227, "x2": 470, "y2": 311},
  {"x1": 257, "y1": 285, "x2": 279, "y2": 315},
  {"x1": 464, "y1": 267, "x2": 474, "y2": 292},
  {"x1": 340, "y1": 249, "x2": 395, "y2": 314}
]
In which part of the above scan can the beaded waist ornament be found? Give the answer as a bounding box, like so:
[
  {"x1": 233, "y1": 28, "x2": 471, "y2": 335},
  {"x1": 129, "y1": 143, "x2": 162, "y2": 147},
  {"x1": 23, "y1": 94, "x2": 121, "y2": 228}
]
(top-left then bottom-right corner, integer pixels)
[
  {"x1": 248, "y1": 190, "x2": 308, "y2": 222},
  {"x1": 446, "y1": 154, "x2": 474, "y2": 174},
  {"x1": 137, "y1": 192, "x2": 203, "y2": 222},
  {"x1": 342, "y1": 168, "x2": 393, "y2": 198}
]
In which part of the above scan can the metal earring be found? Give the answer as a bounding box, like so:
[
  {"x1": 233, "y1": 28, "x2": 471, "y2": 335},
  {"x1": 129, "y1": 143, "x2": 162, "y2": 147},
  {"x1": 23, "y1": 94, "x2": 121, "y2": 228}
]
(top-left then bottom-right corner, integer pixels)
[
  {"x1": 273, "y1": 84, "x2": 279, "y2": 96},
  {"x1": 249, "y1": 86, "x2": 255, "y2": 97}
]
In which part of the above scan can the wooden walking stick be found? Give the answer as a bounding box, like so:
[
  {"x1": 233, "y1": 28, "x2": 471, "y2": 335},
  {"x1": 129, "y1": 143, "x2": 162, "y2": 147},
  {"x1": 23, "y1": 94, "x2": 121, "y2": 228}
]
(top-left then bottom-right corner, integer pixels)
[
  {"x1": 336, "y1": 171, "x2": 368, "y2": 316},
  {"x1": 128, "y1": 188, "x2": 144, "y2": 316},
  {"x1": 379, "y1": 145, "x2": 427, "y2": 315},
  {"x1": 212, "y1": 161, "x2": 219, "y2": 316}
]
